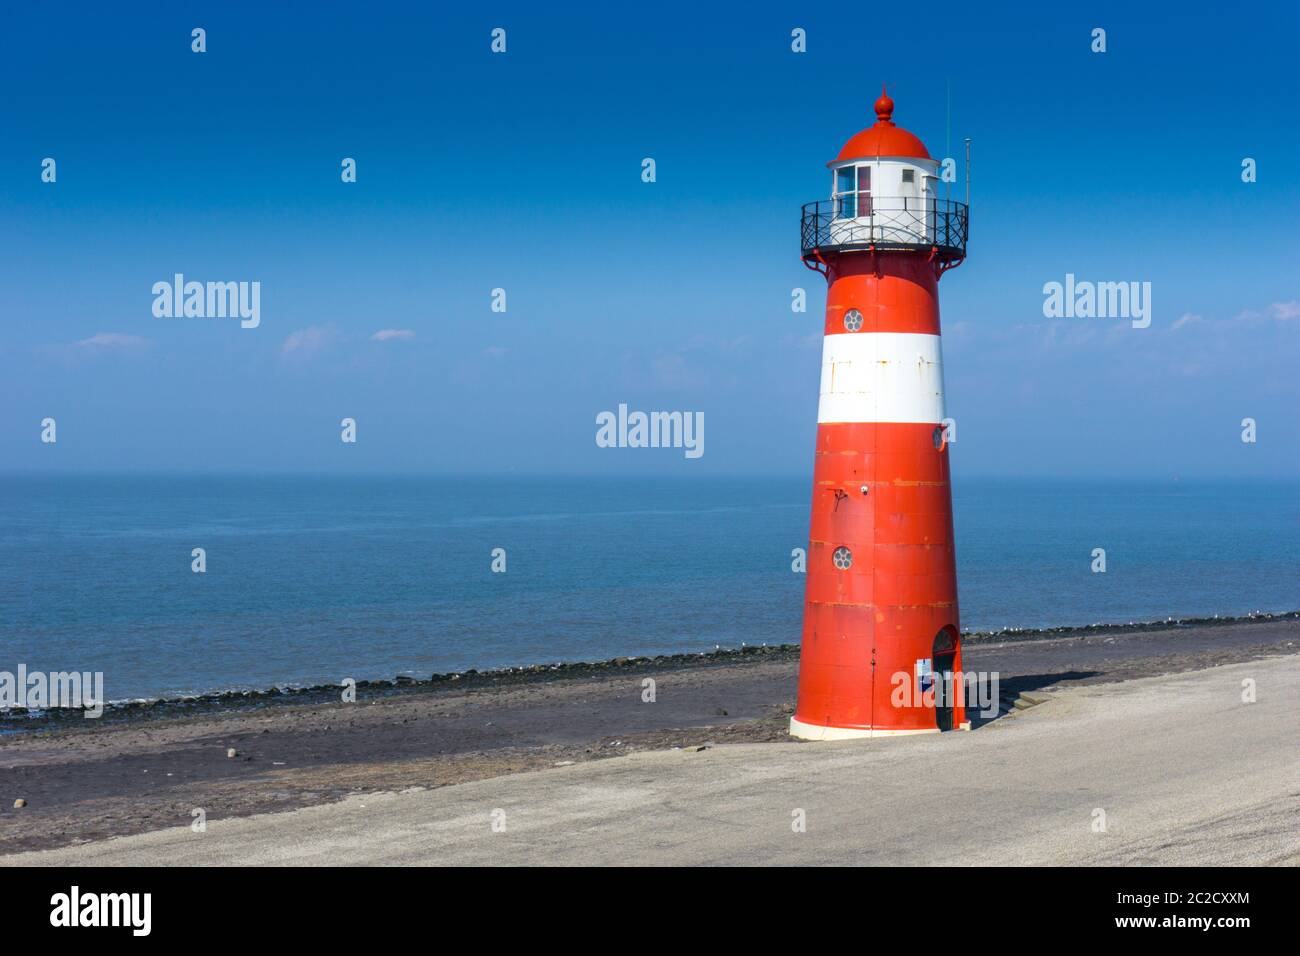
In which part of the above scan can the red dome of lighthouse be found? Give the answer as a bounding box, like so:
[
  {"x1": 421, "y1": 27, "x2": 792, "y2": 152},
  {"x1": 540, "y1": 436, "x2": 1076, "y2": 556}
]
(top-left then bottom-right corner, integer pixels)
[{"x1": 831, "y1": 86, "x2": 932, "y2": 163}]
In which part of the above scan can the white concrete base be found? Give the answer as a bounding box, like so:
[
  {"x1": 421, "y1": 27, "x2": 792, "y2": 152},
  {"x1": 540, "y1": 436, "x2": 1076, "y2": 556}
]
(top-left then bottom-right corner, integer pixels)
[{"x1": 789, "y1": 716, "x2": 942, "y2": 741}]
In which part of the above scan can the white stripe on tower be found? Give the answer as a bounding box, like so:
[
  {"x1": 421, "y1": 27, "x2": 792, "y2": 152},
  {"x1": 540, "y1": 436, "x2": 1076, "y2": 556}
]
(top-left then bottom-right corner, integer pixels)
[{"x1": 817, "y1": 332, "x2": 946, "y2": 424}]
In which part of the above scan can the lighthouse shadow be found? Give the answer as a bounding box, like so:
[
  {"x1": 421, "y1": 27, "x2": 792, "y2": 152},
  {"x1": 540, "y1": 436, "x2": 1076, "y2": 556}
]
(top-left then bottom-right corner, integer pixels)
[{"x1": 965, "y1": 670, "x2": 1099, "y2": 730}]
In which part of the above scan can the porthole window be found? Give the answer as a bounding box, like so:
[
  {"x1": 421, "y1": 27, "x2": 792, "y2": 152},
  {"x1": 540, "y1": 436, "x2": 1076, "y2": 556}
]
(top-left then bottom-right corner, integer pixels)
[
  {"x1": 832, "y1": 546, "x2": 853, "y2": 570},
  {"x1": 843, "y1": 309, "x2": 863, "y2": 332}
]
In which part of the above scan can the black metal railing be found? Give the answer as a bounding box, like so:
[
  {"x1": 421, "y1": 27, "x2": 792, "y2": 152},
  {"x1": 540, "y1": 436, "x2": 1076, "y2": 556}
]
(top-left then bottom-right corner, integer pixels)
[{"x1": 800, "y1": 197, "x2": 968, "y2": 261}]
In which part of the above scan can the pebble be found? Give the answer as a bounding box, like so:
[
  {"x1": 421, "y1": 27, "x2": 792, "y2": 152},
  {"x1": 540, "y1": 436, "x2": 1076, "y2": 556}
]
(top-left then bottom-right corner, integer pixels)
[
  {"x1": 227, "y1": 748, "x2": 238, "y2": 758},
  {"x1": 13, "y1": 798, "x2": 26, "y2": 808}
]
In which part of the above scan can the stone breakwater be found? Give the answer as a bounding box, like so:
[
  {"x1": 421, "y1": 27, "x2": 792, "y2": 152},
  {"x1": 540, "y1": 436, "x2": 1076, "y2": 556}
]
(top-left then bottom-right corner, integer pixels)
[{"x1": 3, "y1": 610, "x2": 1296, "y2": 731}]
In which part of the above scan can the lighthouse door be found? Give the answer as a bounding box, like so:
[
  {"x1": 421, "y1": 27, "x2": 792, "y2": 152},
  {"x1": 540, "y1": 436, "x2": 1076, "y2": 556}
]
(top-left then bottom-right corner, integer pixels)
[{"x1": 932, "y1": 628, "x2": 957, "y2": 731}]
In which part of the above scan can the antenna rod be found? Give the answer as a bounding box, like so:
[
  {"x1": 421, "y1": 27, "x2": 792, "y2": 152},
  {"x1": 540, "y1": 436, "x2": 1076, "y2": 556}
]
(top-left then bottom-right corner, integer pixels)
[
  {"x1": 964, "y1": 137, "x2": 972, "y2": 209},
  {"x1": 946, "y1": 79, "x2": 952, "y2": 203}
]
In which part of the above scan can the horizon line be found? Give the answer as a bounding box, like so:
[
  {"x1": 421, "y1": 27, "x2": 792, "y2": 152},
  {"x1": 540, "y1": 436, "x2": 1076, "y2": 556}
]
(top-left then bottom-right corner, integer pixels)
[{"x1": 1, "y1": 470, "x2": 1297, "y2": 482}]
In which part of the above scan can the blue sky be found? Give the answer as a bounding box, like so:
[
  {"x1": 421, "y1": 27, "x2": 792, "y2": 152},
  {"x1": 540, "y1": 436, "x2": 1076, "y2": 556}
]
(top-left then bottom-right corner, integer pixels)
[{"x1": 2, "y1": 0, "x2": 1297, "y2": 477}]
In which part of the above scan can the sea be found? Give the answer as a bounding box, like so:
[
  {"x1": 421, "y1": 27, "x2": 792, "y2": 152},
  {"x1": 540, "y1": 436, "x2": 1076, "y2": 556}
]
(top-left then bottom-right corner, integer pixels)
[{"x1": 1, "y1": 475, "x2": 1296, "y2": 702}]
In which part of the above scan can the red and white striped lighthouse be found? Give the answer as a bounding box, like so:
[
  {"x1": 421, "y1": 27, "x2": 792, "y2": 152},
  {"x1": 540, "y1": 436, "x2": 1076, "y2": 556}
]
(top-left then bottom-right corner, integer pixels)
[{"x1": 791, "y1": 87, "x2": 970, "y2": 740}]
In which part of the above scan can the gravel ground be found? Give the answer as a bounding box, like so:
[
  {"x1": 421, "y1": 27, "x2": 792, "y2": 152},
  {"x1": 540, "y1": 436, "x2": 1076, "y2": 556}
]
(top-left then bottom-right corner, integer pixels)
[
  {"x1": 7, "y1": 654, "x2": 1297, "y2": 866},
  {"x1": 1, "y1": 616, "x2": 1296, "y2": 855}
]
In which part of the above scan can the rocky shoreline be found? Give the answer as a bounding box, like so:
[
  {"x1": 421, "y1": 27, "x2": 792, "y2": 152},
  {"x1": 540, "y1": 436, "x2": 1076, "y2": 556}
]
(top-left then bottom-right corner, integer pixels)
[{"x1": 3, "y1": 609, "x2": 1296, "y2": 731}]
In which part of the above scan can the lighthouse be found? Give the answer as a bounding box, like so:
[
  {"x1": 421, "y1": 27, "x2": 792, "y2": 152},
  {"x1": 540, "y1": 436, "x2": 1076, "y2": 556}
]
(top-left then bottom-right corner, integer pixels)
[{"x1": 790, "y1": 87, "x2": 970, "y2": 740}]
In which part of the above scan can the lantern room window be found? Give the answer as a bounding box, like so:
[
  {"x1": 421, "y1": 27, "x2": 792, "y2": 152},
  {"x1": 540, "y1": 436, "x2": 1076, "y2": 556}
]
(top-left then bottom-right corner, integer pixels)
[
  {"x1": 834, "y1": 165, "x2": 872, "y2": 219},
  {"x1": 835, "y1": 167, "x2": 855, "y2": 218}
]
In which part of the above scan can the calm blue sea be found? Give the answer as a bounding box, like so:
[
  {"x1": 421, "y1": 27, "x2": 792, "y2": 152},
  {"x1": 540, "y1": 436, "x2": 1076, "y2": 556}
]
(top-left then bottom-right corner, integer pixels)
[{"x1": 0, "y1": 476, "x2": 1296, "y2": 701}]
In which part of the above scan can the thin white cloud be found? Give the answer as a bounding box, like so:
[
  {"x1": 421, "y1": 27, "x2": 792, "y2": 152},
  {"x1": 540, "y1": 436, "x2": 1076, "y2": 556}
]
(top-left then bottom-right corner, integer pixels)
[
  {"x1": 371, "y1": 328, "x2": 415, "y2": 342},
  {"x1": 280, "y1": 325, "x2": 338, "y2": 356},
  {"x1": 1194, "y1": 300, "x2": 1300, "y2": 327},
  {"x1": 73, "y1": 332, "x2": 150, "y2": 349}
]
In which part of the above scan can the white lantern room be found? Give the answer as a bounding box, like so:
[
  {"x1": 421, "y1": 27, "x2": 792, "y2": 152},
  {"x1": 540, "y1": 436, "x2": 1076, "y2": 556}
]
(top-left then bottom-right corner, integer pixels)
[{"x1": 825, "y1": 88, "x2": 943, "y2": 248}]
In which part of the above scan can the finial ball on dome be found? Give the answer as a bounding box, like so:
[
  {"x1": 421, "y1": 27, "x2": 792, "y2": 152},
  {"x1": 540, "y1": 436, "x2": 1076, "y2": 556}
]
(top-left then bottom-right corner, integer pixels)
[{"x1": 875, "y1": 85, "x2": 895, "y2": 125}]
